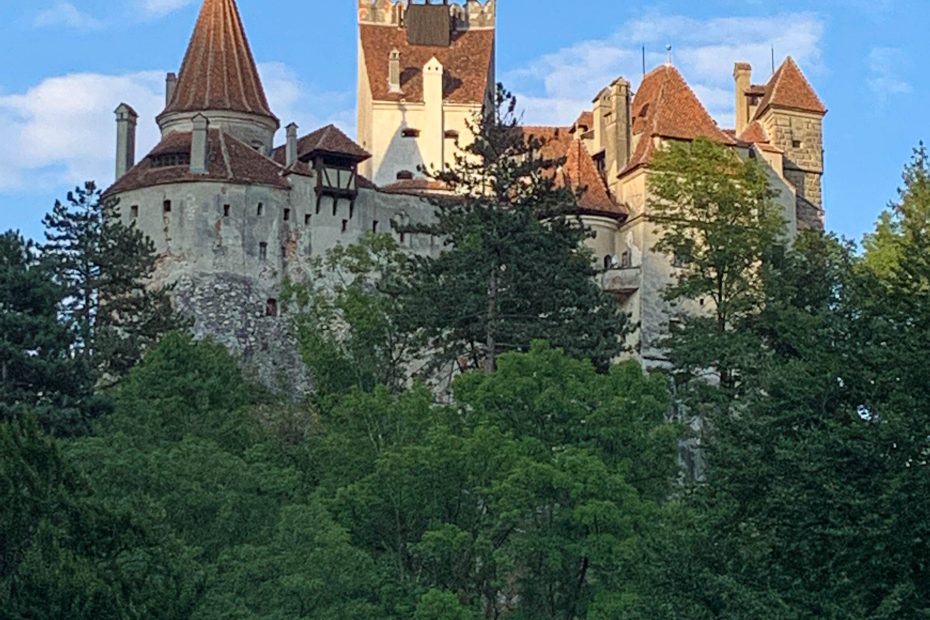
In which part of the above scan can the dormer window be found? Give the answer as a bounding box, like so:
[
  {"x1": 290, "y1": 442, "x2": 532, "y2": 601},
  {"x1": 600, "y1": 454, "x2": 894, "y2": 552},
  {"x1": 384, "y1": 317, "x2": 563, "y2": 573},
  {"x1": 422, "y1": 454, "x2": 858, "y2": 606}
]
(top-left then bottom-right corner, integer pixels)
[
  {"x1": 401, "y1": 128, "x2": 420, "y2": 138},
  {"x1": 152, "y1": 152, "x2": 190, "y2": 168}
]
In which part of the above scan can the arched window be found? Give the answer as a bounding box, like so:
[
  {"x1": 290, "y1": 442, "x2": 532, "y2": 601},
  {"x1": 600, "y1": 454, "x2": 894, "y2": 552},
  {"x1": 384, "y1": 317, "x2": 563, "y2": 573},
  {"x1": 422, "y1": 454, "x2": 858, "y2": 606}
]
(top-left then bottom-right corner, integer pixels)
[{"x1": 603, "y1": 255, "x2": 614, "y2": 270}]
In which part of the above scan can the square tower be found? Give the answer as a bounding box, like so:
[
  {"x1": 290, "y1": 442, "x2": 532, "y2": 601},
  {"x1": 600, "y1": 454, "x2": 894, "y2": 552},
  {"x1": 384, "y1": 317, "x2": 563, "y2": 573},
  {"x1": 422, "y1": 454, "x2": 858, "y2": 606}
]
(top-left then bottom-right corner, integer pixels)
[{"x1": 357, "y1": 0, "x2": 496, "y2": 187}]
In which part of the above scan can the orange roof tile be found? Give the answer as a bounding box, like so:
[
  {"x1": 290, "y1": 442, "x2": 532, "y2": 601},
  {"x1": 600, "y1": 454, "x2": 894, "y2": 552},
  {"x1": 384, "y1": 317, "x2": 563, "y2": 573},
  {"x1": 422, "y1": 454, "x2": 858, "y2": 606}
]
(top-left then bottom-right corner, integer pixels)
[
  {"x1": 753, "y1": 57, "x2": 826, "y2": 119},
  {"x1": 272, "y1": 125, "x2": 371, "y2": 164},
  {"x1": 105, "y1": 129, "x2": 288, "y2": 195},
  {"x1": 161, "y1": 0, "x2": 277, "y2": 123},
  {"x1": 623, "y1": 65, "x2": 736, "y2": 175},
  {"x1": 359, "y1": 24, "x2": 494, "y2": 104},
  {"x1": 522, "y1": 126, "x2": 574, "y2": 161},
  {"x1": 738, "y1": 121, "x2": 783, "y2": 154},
  {"x1": 572, "y1": 111, "x2": 594, "y2": 133},
  {"x1": 560, "y1": 139, "x2": 626, "y2": 219}
]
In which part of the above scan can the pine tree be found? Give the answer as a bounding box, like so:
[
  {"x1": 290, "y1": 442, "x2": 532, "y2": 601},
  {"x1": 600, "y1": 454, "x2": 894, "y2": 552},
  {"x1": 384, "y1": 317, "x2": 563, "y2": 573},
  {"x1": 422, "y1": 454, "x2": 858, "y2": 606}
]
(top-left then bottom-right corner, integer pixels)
[
  {"x1": 42, "y1": 182, "x2": 181, "y2": 385},
  {"x1": 0, "y1": 231, "x2": 94, "y2": 434},
  {"x1": 403, "y1": 85, "x2": 626, "y2": 373}
]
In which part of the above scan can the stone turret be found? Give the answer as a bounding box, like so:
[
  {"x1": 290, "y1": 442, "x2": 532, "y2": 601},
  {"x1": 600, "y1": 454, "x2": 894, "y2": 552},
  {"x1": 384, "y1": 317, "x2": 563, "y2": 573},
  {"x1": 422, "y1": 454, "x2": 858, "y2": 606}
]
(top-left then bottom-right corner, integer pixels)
[{"x1": 157, "y1": 0, "x2": 279, "y2": 154}]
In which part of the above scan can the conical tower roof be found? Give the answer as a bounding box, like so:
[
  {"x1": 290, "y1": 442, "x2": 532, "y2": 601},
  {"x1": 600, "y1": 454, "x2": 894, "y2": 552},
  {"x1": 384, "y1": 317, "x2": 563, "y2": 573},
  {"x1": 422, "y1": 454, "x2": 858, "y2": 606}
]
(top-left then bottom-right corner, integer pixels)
[{"x1": 162, "y1": 0, "x2": 277, "y2": 124}]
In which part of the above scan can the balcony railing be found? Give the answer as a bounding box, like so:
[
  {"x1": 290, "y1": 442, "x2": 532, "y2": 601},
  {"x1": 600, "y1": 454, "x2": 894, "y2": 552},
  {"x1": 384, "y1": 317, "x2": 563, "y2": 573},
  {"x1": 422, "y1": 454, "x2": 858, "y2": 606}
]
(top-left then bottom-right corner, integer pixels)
[{"x1": 600, "y1": 266, "x2": 641, "y2": 295}]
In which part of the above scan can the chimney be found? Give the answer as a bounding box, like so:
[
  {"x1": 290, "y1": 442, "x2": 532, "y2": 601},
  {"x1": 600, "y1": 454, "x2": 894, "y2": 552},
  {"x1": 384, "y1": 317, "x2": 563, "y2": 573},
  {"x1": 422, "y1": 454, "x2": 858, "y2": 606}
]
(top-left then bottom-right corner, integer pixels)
[
  {"x1": 734, "y1": 62, "x2": 752, "y2": 135},
  {"x1": 166, "y1": 72, "x2": 178, "y2": 107},
  {"x1": 190, "y1": 114, "x2": 209, "y2": 175},
  {"x1": 285, "y1": 123, "x2": 299, "y2": 167},
  {"x1": 114, "y1": 103, "x2": 138, "y2": 180},
  {"x1": 388, "y1": 49, "x2": 402, "y2": 93},
  {"x1": 422, "y1": 56, "x2": 445, "y2": 174},
  {"x1": 611, "y1": 78, "x2": 632, "y2": 173},
  {"x1": 592, "y1": 87, "x2": 610, "y2": 156}
]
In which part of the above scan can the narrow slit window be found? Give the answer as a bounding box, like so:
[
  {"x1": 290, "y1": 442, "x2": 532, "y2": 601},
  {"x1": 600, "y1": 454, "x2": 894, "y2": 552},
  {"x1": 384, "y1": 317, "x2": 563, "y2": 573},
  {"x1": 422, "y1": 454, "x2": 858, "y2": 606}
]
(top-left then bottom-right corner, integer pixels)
[
  {"x1": 341, "y1": 219, "x2": 349, "y2": 233},
  {"x1": 284, "y1": 208, "x2": 291, "y2": 222},
  {"x1": 281, "y1": 246, "x2": 287, "y2": 260},
  {"x1": 163, "y1": 200, "x2": 172, "y2": 213},
  {"x1": 223, "y1": 204, "x2": 231, "y2": 217},
  {"x1": 401, "y1": 128, "x2": 420, "y2": 138},
  {"x1": 265, "y1": 298, "x2": 278, "y2": 317},
  {"x1": 304, "y1": 214, "x2": 312, "y2": 226},
  {"x1": 372, "y1": 220, "x2": 379, "y2": 233},
  {"x1": 259, "y1": 242, "x2": 268, "y2": 260},
  {"x1": 257, "y1": 203, "x2": 264, "y2": 216}
]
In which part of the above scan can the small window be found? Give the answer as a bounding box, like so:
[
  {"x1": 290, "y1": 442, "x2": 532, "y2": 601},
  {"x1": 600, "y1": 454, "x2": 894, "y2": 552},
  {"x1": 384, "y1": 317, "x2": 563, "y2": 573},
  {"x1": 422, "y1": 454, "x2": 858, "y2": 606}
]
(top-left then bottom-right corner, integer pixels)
[
  {"x1": 372, "y1": 220, "x2": 379, "y2": 233},
  {"x1": 284, "y1": 208, "x2": 291, "y2": 222},
  {"x1": 792, "y1": 139, "x2": 803, "y2": 149},
  {"x1": 396, "y1": 170, "x2": 414, "y2": 181},
  {"x1": 603, "y1": 255, "x2": 613, "y2": 270},
  {"x1": 401, "y1": 128, "x2": 420, "y2": 138},
  {"x1": 444, "y1": 129, "x2": 459, "y2": 140},
  {"x1": 399, "y1": 231, "x2": 406, "y2": 244},
  {"x1": 304, "y1": 214, "x2": 312, "y2": 226},
  {"x1": 163, "y1": 200, "x2": 172, "y2": 213},
  {"x1": 130, "y1": 205, "x2": 139, "y2": 219},
  {"x1": 223, "y1": 204, "x2": 231, "y2": 217},
  {"x1": 265, "y1": 298, "x2": 278, "y2": 317},
  {"x1": 281, "y1": 245, "x2": 287, "y2": 260},
  {"x1": 259, "y1": 242, "x2": 268, "y2": 260},
  {"x1": 341, "y1": 219, "x2": 349, "y2": 233},
  {"x1": 257, "y1": 203, "x2": 264, "y2": 216}
]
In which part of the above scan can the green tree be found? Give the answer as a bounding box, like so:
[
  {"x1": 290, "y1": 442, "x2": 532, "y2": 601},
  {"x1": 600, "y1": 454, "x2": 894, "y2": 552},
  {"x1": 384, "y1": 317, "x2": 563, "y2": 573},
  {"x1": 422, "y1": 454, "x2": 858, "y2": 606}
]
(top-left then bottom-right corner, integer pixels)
[
  {"x1": 42, "y1": 182, "x2": 180, "y2": 385},
  {"x1": 0, "y1": 413, "x2": 202, "y2": 619},
  {"x1": 404, "y1": 85, "x2": 626, "y2": 373},
  {"x1": 649, "y1": 138, "x2": 786, "y2": 389},
  {"x1": 0, "y1": 231, "x2": 97, "y2": 435},
  {"x1": 286, "y1": 233, "x2": 420, "y2": 395}
]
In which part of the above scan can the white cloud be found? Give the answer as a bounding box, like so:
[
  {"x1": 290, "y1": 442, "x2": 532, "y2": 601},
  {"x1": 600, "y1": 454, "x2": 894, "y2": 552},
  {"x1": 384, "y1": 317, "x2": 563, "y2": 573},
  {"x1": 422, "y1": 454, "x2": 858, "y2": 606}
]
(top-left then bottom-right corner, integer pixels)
[
  {"x1": 34, "y1": 2, "x2": 103, "y2": 31},
  {"x1": 505, "y1": 12, "x2": 825, "y2": 128},
  {"x1": 867, "y1": 47, "x2": 911, "y2": 104},
  {"x1": 0, "y1": 63, "x2": 354, "y2": 192},
  {"x1": 137, "y1": 0, "x2": 197, "y2": 18}
]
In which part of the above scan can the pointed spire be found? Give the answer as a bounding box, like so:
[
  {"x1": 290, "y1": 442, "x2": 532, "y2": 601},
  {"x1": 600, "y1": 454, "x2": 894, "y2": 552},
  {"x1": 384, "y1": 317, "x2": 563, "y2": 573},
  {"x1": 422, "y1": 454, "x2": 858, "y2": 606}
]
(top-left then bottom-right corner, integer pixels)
[
  {"x1": 754, "y1": 57, "x2": 826, "y2": 119},
  {"x1": 163, "y1": 0, "x2": 277, "y2": 123}
]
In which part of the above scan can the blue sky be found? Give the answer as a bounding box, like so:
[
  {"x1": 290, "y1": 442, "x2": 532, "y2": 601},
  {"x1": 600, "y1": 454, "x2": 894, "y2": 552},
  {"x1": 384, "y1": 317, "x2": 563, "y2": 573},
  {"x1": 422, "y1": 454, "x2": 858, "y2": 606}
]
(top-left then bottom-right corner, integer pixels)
[{"x1": 0, "y1": 0, "x2": 922, "y2": 244}]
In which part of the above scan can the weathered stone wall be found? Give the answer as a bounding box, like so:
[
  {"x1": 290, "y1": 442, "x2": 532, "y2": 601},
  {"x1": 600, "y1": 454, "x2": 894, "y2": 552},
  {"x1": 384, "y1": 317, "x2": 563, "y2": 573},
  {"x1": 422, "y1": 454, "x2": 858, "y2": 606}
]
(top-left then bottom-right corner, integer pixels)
[
  {"x1": 114, "y1": 174, "x2": 436, "y2": 397},
  {"x1": 760, "y1": 109, "x2": 824, "y2": 229}
]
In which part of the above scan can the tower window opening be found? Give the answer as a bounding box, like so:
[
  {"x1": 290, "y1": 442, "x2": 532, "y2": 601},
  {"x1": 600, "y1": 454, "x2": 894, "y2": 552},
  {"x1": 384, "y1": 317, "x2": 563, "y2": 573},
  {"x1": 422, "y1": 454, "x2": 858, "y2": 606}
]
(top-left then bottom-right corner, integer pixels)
[
  {"x1": 341, "y1": 219, "x2": 349, "y2": 233},
  {"x1": 265, "y1": 298, "x2": 278, "y2": 317},
  {"x1": 223, "y1": 204, "x2": 231, "y2": 217},
  {"x1": 130, "y1": 205, "x2": 139, "y2": 220},
  {"x1": 281, "y1": 245, "x2": 287, "y2": 260},
  {"x1": 163, "y1": 200, "x2": 172, "y2": 213},
  {"x1": 284, "y1": 208, "x2": 291, "y2": 221},
  {"x1": 257, "y1": 203, "x2": 264, "y2": 216},
  {"x1": 399, "y1": 231, "x2": 406, "y2": 244},
  {"x1": 396, "y1": 170, "x2": 414, "y2": 181},
  {"x1": 259, "y1": 242, "x2": 268, "y2": 260},
  {"x1": 444, "y1": 129, "x2": 459, "y2": 140},
  {"x1": 305, "y1": 214, "x2": 312, "y2": 226},
  {"x1": 401, "y1": 128, "x2": 420, "y2": 138},
  {"x1": 372, "y1": 220, "x2": 379, "y2": 233},
  {"x1": 792, "y1": 139, "x2": 803, "y2": 148}
]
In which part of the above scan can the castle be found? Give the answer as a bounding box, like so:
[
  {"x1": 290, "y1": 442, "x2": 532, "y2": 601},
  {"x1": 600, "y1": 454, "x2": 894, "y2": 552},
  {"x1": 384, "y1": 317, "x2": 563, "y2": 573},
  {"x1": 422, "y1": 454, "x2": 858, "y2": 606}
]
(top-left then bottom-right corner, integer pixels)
[{"x1": 104, "y1": 0, "x2": 826, "y2": 384}]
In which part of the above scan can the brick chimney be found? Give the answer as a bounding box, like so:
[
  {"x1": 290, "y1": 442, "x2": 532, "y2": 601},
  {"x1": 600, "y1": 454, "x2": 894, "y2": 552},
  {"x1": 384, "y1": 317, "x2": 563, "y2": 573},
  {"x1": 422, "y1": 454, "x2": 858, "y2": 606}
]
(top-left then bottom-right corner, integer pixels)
[
  {"x1": 734, "y1": 62, "x2": 752, "y2": 135},
  {"x1": 285, "y1": 122, "x2": 299, "y2": 167},
  {"x1": 165, "y1": 72, "x2": 178, "y2": 107},
  {"x1": 114, "y1": 103, "x2": 138, "y2": 180},
  {"x1": 190, "y1": 114, "x2": 209, "y2": 175},
  {"x1": 388, "y1": 48, "x2": 402, "y2": 93}
]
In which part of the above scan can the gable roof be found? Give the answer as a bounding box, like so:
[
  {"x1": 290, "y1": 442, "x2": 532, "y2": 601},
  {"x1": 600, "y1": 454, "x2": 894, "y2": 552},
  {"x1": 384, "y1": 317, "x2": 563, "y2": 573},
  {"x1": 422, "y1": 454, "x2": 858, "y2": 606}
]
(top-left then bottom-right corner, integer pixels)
[
  {"x1": 753, "y1": 57, "x2": 826, "y2": 119},
  {"x1": 623, "y1": 64, "x2": 736, "y2": 175},
  {"x1": 160, "y1": 0, "x2": 277, "y2": 123},
  {"x1": 559, "y1": 139, "x2": 627, "y2": 219},
  {"x1": 105, "y1": 129, "x2": 289, "y2": 196},
  {"x1": 272, "y1": 125, "x2": 371, "y2": 165},
  {"x1": 359, "y1": 24, "x2": 494, "y2": 104}
]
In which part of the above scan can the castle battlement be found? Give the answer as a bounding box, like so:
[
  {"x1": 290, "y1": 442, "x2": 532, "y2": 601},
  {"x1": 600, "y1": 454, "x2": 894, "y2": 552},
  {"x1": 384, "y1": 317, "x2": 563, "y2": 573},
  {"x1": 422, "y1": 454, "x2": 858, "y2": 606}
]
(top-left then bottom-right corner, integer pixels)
[{"x1": 358, "y1": 0, "x2": 495, "y2": 31}]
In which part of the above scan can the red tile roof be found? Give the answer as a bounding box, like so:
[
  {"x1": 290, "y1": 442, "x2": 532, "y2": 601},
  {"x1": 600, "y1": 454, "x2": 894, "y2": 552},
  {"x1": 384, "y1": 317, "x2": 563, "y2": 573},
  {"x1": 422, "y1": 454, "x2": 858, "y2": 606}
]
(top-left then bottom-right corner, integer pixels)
[
  {"x1": 161, "y1": 0, "x2": 277, "y2": 123},
  {"x1": 105, "y1": 129, "x2": 289, "y2": 195},
  {"x1": 623, "y1": 64, "x2": 736, "y2": 175},
  {"x1": 572, "y1": 111, "x2": 594, "y2": 133},
  {"x1": 738, "y1": 120, "x2": 783, "y2": 154},
  {"x1": 522, "y1": 126, "x2": 574, "y2": 161},
  {"x1": 293, "y1": 124, "x2": 371, "y2": 161},
  {"x1": 359, "y1": 24, "x2": 494, "y2": 104},
  {"x1": 753, "y1": 57, "x2": 826, "y2": 119},
  {"x1": 560, "y1": 139, "x2": 626, "y2": 219}
]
